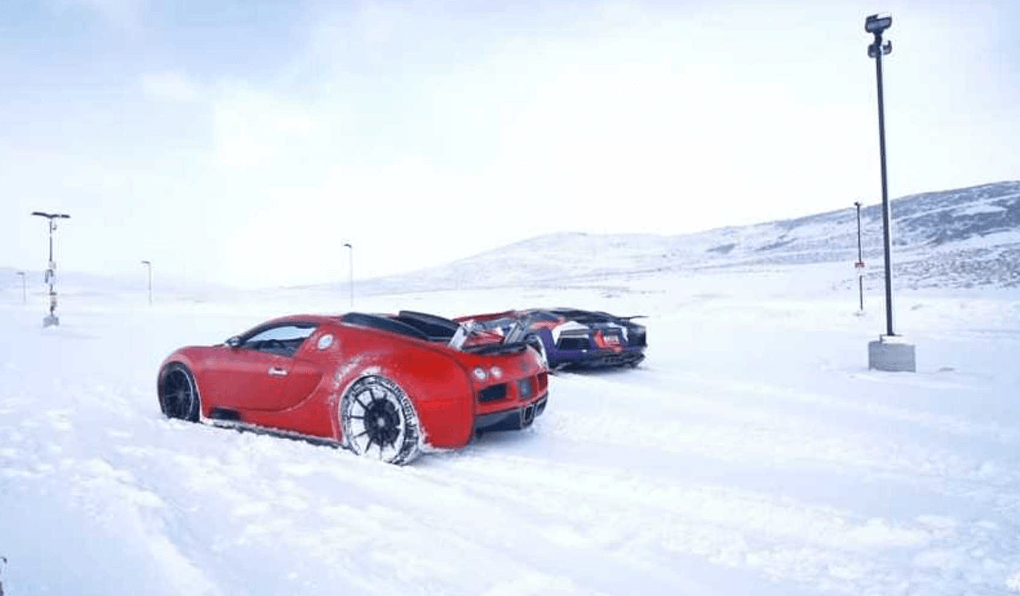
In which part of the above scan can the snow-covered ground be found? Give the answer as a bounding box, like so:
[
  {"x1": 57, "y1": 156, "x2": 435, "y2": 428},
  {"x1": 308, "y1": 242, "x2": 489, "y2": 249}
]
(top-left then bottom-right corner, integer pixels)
[{"x1": 2, "y1": 262, "x2": 1020, "y2": 595}]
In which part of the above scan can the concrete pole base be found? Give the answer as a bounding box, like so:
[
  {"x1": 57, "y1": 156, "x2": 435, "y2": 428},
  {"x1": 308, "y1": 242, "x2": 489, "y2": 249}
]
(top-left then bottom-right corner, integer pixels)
[{"x1": 868, "y1": 335, "x2": 916, "y2": 372}]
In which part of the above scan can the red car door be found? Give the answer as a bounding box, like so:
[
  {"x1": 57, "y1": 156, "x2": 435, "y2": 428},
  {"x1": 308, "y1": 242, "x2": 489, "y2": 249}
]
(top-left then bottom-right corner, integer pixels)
[
  {"x1": 279, "y1": 331, "x2": 332, "y2": 410},
  {"x1": 206, "y1": 323, "x2": 319, "y2": 412}
]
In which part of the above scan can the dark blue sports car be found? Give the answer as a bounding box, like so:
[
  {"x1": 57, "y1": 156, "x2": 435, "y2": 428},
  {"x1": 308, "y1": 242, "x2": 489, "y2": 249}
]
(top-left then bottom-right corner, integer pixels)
[{"x1": 456, "y1": 308, "x2": 646, "y2": 370}]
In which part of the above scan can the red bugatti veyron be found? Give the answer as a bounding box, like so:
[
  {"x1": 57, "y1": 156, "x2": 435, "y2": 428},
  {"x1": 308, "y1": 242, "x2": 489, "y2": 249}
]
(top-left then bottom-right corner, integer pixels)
[{"x1": 157, "y1": 311, "x2": 548, "y2": 464}]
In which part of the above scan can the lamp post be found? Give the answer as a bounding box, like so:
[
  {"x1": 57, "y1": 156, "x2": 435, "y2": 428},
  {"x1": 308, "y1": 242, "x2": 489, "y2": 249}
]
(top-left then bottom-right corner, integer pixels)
[
  {"x1": 864, "y1": 13, "x2": 915, "y2": 372},
  {"x1": 854, "y1": 201, "x2": 864, "y2": 312},
  {"x1": 343, "y1": 242, "x2": 354, "y2": 309},
  {"x1": 31, "y1": 211, "x2": 70, "y2": 327},
  {"x1": 16, "y1": 271, "x2": 26, "y2": 305},
  {"x1": 141, "y1": 260, "x2": 152, "y2": 305},
  {"x1": 866, "y1": 13, "x2": 895, "y2": 337}
]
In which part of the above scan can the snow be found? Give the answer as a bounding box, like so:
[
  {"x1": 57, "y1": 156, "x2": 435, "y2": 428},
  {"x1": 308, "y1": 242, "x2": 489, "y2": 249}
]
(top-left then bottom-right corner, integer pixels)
[{"x1": 2, "y1": 257, "x2": 1020, "y2": 596}]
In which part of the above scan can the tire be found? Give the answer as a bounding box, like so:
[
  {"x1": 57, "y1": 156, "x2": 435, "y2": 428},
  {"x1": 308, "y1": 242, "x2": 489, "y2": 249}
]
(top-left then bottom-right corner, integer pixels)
[
  {"x1": 158, "y1": 362, "x2": 200, "y2": 422},
  {"x1": 340, "y1": 375, "x2": 421, "y2": 465},
  {"x1": 526, "y1": 334, "x2": 549, "y2": 369}
]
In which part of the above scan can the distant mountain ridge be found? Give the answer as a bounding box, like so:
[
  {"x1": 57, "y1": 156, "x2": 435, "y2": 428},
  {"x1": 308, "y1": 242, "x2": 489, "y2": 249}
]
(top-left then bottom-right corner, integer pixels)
[
  {"x1": 4, "y1": 182, "x2": 1017, "y2": 303},
  {"x1": 360, "y1": 181, "x2": 1020, "y2": 293}
]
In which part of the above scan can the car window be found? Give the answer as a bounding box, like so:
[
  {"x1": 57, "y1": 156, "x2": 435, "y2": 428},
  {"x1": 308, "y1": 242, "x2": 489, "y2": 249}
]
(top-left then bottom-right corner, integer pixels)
[{"x1": 241, "y1": 324, "x2": 317, "y2": 357}]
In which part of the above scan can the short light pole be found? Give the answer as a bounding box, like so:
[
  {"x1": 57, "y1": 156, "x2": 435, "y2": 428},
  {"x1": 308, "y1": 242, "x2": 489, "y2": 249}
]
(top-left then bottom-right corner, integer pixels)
[
  {"x1": 31, "y1": 211, "x2": 70, "y2": 327},
  {"x1": 16, "y1": 271, "x2": 26, "y2": 305},
  {"x1": 854, "y1": 201, "x2": 865, "y2": 312},
  {"x1": 141, "y1": 260, "x2": 152, "y2": 305},
  {"x1": 864, "y1": 13, "x2": 915, "y2": 372},
  {"x1": 343, "y1": 242, "x2": 354, "y2": 309}
]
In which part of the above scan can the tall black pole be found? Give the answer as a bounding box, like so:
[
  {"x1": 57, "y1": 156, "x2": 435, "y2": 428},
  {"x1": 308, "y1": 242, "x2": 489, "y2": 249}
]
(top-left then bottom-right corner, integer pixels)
[{"x1": 873, "y1": 34, "x2": 895, "y2": 336}]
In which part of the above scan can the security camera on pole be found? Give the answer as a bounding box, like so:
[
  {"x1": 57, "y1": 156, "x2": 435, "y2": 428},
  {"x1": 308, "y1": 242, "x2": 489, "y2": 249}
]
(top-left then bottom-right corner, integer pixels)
[
  {"x1": 31, "y1": 211, "x2": 70, "y2": 327},
  {"x1": 863, "y1": 13, "x2": 915, "y2": 372}
]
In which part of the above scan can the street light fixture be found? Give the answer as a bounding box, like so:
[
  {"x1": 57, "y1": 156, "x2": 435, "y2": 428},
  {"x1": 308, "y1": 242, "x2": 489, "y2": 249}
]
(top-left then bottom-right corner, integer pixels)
[
  {"x1": 141, "y1": 260, "x2": 152, "y2": 305},
  {"x1": 864, "y1": 13, "x2": 915, "y2": 372},
  {"x1": 16, "y1": 271, "x2": 26, "y2": 305},
  {"x1": 865, "y1": 13, "x2": 892, "y2": 35},
  {"x1": 31, "y1": 211, "x2": 70, "y2": 327},
  {"x1": 343, "y1": 242, "x2": 354, "y2": 309}
]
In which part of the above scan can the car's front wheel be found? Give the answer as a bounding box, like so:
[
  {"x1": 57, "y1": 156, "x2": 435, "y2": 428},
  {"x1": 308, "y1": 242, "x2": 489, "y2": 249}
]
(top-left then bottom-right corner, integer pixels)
[
  {"x1": 158, "y1": 362, "x2": 200, "y2": 422},
  {"x1": 340, "y1": 375, "x2": 421, "y2": 465}
]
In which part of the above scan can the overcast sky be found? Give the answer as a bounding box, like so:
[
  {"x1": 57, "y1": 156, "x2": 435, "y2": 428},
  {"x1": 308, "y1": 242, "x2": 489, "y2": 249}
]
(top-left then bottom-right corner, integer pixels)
[{"x1": 1, "y1": 0, "x2": 1017, "y2": 287}]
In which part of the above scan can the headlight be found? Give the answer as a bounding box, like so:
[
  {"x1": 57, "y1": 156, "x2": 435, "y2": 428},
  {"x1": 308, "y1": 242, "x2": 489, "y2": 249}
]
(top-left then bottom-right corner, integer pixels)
[
  {"x1": 489, "y1": 366, "x2": 503, "y2": 379},
  {"x1": 472, "y1": 367, "x2": 487, "y2": 382}
]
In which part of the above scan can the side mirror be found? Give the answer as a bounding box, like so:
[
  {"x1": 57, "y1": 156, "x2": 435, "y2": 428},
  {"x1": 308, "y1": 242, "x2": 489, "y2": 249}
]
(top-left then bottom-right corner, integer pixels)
[{"x1": 225, "y1": 336, "x2": 241, "y2": 348}]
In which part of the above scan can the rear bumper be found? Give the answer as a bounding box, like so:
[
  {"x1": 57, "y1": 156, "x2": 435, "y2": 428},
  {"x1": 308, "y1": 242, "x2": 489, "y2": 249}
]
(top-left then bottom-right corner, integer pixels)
[
  {"x1": 551, "y1": 349, "x2": 645, "y2": 369},
  {"x1": 474, "y1": 395, "x2": 548, "y2": 432}
]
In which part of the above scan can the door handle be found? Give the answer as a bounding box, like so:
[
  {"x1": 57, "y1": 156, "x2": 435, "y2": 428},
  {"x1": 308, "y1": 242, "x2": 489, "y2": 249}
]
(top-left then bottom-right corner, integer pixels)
[{"x1": 268, "y1": 367, "x2": 288, "y2": 377}]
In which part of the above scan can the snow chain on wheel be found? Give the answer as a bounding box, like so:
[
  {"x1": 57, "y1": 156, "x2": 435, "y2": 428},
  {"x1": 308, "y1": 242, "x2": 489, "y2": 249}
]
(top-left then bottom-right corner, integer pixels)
[{"x1": 340, "y1": 375, "x2": 422, "y2": 465}]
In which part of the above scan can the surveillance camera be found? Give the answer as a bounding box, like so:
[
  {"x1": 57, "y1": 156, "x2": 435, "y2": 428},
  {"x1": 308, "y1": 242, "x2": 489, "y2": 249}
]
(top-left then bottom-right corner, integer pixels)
[{"x1": 865, "y1": 13, "x2": 892, "y2": 35}]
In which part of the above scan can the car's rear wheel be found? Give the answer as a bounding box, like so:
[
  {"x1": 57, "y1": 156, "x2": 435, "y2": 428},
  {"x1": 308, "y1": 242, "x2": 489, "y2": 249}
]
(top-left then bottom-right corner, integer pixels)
[
  {"x1": 340, "y1": 375, "x2": 421, "y2": 465},
  {"x1": 158, "y1": 362, "x2": 200, "y2": 422}
]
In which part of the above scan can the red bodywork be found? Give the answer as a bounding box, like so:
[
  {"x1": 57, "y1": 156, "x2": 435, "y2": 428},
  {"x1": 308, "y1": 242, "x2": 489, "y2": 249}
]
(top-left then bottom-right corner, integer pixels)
[{"x1": 159, "y1": 314, "x2": 548, "y2": 450}]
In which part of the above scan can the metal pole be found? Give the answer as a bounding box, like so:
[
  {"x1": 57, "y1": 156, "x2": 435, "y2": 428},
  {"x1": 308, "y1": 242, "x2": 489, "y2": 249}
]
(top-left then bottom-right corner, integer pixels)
[
  {"x1": 854, "y1": 201, "x2": 864, "y2": 312},
  {"x1": 141, "y1": 261, "x2": 152, "y2": 305},
  {"x1": 875, "y1": 40, "x2": 895, "y2": 336},
  {"x1": 48, "y1": 220, "x2": 55, "y2": 316},
  {"x1": 32, "y1": 212, "x2": 70, "y2": 326},
  {"x1": 344, "y1": 243, "x2": 354, "y2": 309}
]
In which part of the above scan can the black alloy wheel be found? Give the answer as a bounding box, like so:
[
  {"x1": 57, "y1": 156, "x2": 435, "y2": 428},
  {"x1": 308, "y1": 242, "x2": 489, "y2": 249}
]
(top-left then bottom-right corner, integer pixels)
[
  {"x1": 158, "y1": 363, "x2": 200, "y2": 422},
  {"x1": 340, "y1": 375, "x2": 421, "y2": 465}
]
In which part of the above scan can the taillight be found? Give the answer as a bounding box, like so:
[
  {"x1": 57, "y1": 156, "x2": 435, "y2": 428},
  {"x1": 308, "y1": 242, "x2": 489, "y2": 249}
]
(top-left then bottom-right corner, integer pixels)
[{"x1": 518, "y1": 378, "x2": 533, "y2": 399}]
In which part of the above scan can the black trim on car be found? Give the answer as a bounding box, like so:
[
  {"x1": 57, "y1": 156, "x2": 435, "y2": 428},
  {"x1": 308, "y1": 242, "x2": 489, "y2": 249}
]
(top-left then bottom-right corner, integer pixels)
[{"x1": 474, "y1": 396, "x2": 548, "y2": 433}]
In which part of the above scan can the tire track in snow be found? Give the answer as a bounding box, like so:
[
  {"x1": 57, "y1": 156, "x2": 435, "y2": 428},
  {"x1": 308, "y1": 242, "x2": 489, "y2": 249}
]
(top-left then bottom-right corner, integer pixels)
[
  {"x1": 424, "y1": 452, "x2": 1020, "y2": 596},
  {"x1": 546, "y1": 371, "x2": 1020, "y2": 492}
]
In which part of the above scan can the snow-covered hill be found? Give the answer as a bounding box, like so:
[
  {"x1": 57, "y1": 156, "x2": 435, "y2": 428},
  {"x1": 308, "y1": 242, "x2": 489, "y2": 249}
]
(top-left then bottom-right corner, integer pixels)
[
  {"x1": 358, "y1": 181, "x2": 1020, "y2": 294},
  {"x1": 3, "y1": 182, "x2": 1016, "y2": 306}
]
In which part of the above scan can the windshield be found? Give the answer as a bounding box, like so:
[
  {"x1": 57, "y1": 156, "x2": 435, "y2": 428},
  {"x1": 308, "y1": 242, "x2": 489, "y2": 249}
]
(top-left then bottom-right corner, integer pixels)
[{"x1": 448, "y1": 319, "x2": 521, "y2": 350}]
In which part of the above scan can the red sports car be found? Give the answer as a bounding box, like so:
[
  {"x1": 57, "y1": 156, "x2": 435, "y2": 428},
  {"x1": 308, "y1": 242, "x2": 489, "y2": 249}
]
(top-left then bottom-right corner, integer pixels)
[{"x1": 157, "y1": 311, "x2": 549, "y2": 465}]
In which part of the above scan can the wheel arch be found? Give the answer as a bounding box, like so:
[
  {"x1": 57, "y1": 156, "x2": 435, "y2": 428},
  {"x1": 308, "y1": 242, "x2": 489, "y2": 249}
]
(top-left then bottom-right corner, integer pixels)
[
  {"x1": 332, "y1": 344, "x2": 475, "y2": 450},
  {"x1": 157, "y1": 351, "x2": 207, "y2": 417}
]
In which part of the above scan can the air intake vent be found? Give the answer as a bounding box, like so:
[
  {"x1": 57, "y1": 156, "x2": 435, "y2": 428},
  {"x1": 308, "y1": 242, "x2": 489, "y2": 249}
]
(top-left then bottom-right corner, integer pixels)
[
  {"x1": 557, "y1": 337, "x2": 589, "y2": 351},
  {"x1": 478, "y1": 384, "x2": 507, "y2": 403}
]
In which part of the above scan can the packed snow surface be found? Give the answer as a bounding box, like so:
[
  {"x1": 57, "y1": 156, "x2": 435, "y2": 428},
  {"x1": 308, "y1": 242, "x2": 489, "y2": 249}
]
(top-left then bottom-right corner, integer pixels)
[{"x1": 3, "y1": 263, "x2": 1020, "y2": 595}]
